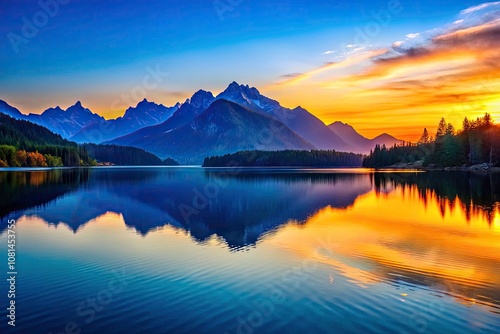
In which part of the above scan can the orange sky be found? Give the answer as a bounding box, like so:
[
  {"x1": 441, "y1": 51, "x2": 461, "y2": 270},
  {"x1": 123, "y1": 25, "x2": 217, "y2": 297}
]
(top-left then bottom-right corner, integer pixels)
[
  {"x1": 5, "y1": 7, "x2": 498, "y2": 143},
  {"x1": 263, "y1": 19, "x2": 500, "y2": 141}
]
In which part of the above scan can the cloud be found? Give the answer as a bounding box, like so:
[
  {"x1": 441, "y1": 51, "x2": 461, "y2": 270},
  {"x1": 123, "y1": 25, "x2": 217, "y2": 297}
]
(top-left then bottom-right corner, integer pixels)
[
  {"x1": 162, "y1": 90, "x2": 190, "y2": 99},
  {"x1": 280, "y1": 73, "x2": 303, "y2": 79},
  {"x1": 406, "y1": 33, "x2": 420, "y2": 39},
  {"x1": 350, "y1": 19, "x2": 500, "y2": 86},
  {"x1": 329, "y1": 18, "x2": 500, "y2": 130},
  {"x1": 460, "y1": 1, "x2": 500, "y2": 15},
  {"x1": 271, "y1": 49, "x2": 388, "y2": 87},
  {"x1": 266, "y1": 3, "x2": 500, "y2": 140},
  {"x1": 432, "y1": 18, "x2": 500, "y2": 48},
  {"x1": 352, "y1": 47, "x2": 367, "y2": 53},
  {"x1": 322, "y1": 50, "x2": 336, "y2": 55}
]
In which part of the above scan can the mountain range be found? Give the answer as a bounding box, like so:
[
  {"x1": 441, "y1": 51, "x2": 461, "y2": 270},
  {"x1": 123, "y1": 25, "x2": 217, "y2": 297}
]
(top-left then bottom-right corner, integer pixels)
[
  {"x1": 0, "y1": 82, "x2": 401, "y2": 163},
  {"x1": 70, "y1": 99, "x2": 179, "y2": 143},
  {"x1": 0, "y1": 100, "x2": 104, "y2": 138},
  {"x1": 328, "y1": 121, "x2": 403, "y2": 154}
]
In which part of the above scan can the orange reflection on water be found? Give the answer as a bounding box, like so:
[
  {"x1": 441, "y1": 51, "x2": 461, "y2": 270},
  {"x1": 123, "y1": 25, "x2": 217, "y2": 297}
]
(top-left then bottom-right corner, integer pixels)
[{"x1": 270, "y1": 185, "x2": 500, "y2": 310}]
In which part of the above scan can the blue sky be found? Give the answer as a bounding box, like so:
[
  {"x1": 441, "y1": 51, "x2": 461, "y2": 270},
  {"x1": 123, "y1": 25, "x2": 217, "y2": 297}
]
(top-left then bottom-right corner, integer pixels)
[{"x1": 0, "y1": 0, "x2": 498, "y2": 139}]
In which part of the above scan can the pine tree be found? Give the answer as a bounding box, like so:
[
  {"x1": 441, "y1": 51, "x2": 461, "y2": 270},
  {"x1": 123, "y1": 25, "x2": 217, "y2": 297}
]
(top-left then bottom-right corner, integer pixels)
[
  {"x1": 446, "y1": 123, "x2": 455, "y2": 136},
  {"x1": 436, "y1": 118, "x2": 447, "y2": 138},
  {"x1": 418, "y1": 128, "x2": 430, "y2": 144},
  {"x1": 463, "y1": 117, "x2": 470, "y2": 132}
]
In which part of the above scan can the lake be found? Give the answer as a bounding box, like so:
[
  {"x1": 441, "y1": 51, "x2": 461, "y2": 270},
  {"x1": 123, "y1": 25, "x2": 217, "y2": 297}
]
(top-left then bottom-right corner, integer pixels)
[{"x1": 0, "y1": 167, "x2": 499, "y2": 334}]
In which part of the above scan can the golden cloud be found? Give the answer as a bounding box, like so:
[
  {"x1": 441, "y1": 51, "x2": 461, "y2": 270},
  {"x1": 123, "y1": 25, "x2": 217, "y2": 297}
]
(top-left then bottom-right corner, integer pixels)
[{"x1": 266, "y1": 18, "x2": 500, "y2": 141}]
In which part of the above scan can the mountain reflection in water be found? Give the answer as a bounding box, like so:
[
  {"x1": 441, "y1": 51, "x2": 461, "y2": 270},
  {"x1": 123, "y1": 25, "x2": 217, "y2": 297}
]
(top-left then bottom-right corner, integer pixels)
[{"x1": 0, "y1": 167, "x2": 499, "y2": 334}]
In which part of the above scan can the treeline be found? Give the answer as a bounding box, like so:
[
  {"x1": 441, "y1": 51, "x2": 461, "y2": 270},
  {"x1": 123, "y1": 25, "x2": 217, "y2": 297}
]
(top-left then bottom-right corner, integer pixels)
[
  {"x1": 82, "y1": 143, "x2": 179, "y2": 166},
  {"x1": 203, "y1": 150, "x2": 364, "y2": 167},
  {"x1": 363, "y1": 113, "x2": 500, "y2": 168},
  {"x1": 362, "y1": 143, "x2": 431, "y2": 168},
  {"x1": 0, "y1": 112, "x2": 179, "y2": 167},
  {"x1": 0, "y1": 113, "x2": 95, "y2": 167}
]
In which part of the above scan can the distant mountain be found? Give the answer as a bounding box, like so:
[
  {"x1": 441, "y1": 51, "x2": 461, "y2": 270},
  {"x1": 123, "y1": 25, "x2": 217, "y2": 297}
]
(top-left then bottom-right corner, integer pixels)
[
  {"x1": 70, "y1": 99, "x2": 179, "y2": 143},
  {"x1": 107, "y1": 90, "x2": 215, "y2": 147},
  {"x1": 216, "y1": 81, "x2": 280, "y2": 114},
  {"x1": 110, "y1": 99, "x2": 314, "y2": 164},
  {"x1": 0, "y1": 112, "x2": 77, "y2": 148},
  {"x1": 27, "y1": 101, "x2": 106, "y2": 138},
  {"x1": 216, "y1": 82, "x2": 353, "y2": 152},
  {"x1": 328, "y1": 121, "x2": 402, "y2": 154},
  {"x1": 0, "y1": 111, "x2": 174, "y2": 167},
  {"x1": 0, "y1": 99, "x2": 181, "y2": 142},
  {"x1": 0, "y1": 100, "x2": 105, "y2": 138},
  {"x1": 0, "y1": 100, "x2": 29, "y2": 120},
  {"x1": 110, "y1": 82, "x2": 354, "y2": 156},
  {"x1": 371, "y1": 133, "x2": 403, "y2": 148},
  {"x1": 1, "y1": 84, "x2": 403, "y2": 162}
]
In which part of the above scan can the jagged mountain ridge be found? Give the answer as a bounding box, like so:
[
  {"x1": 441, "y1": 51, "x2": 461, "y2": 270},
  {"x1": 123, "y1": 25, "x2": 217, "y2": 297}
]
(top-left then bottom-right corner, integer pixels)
[
  {"x1": 215, "y1": 82, "x2": 353, "y2": 152},
  {"x1": 108, "y1": 82, "x2": 355, "y2": 155},
  {"x1": 105, "y1": 90, "x2": 215, "y2": 147},
  {"x1": 115, "y1": 99, "x2": 315, "y2": 164},
  {"x1": 0, "y1": 99, "x2": 179, "y2": 141},
  {"x1": 1, "y1": 82, "x2": 403, "y2": 162},
  {"x1": 0, "y1": 100, "x2": 104, "y2": 138},
  {"x1": 69, "y1": 99, "x2": 179, "y2": 143}
]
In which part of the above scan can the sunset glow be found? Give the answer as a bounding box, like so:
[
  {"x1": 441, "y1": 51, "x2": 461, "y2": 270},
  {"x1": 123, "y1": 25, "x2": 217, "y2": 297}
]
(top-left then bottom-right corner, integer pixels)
[
  {"x1": 269, "y1": 186, "x2": 500, "y2": 307},
  {"x1": 1, "y1": 1, "x2": 499, "y2": 141},
  {"x1": 265, "y1": 15, "x2": 500, "y2": 140}
]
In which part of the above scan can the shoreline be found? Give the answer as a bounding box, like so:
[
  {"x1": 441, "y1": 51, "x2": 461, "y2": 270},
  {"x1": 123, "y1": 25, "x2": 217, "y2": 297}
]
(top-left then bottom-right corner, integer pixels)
[
  {"x1": 0, "y1": 165, "x2": 185, "y2": 171},
  {"x1": 1, "y1": 165, "x2": 499, "y2": 173},
  {"x1": 381, "y1": 163, "x2": 500, "y2": 173}
]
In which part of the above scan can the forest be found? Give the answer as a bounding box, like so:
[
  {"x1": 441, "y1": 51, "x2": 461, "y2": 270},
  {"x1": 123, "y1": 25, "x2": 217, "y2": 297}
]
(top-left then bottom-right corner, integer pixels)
[
  {"x1": 0, "y1": 113, "x2": 178, "y2": 167},
  {"x1": 363, "y1": 113, "x2": 500, "y2": 168},
  {"x1": 0, "y1": 113, "x2": 95, "y2": 167},
  {"x1": 82, "y1": 143, "x2": 179, "y2": 166},
  {"x1": 203, "y1": 150, "x2": 364, "y2": 167}
]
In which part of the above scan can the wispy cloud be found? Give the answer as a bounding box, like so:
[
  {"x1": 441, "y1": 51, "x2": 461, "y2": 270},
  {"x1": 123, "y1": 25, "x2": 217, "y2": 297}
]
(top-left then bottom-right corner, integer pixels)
[
  {"x1": 265, "y1": 4, "x2": 500, "y2": 140},
  {"x1": 460, "y1": 1, "x2": 500, "y2": 15},
  {"x1": 270, "y1": 49, "x2": 388, "y2": 87},
  {"x1": 405, "y1": 33, "x2": 420, "y2": 39},
  {"x1": 280, "y1": 73, "x2": 303, "y2": 79},
  {"x1": 322, "y1": 50, "x2": 336, "y2": 55}
]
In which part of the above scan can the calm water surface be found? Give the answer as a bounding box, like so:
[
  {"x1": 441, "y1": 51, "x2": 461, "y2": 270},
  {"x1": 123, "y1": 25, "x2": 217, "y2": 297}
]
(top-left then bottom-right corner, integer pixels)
[{"x1": 0, "y1": 167, "x2": 499, "y2": 334}]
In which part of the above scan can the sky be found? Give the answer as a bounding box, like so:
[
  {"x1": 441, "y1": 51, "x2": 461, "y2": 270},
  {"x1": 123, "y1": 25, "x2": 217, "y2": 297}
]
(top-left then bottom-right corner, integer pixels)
[{"x1": 0, "y1": 0, "x2": 499, "y2": 140}]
